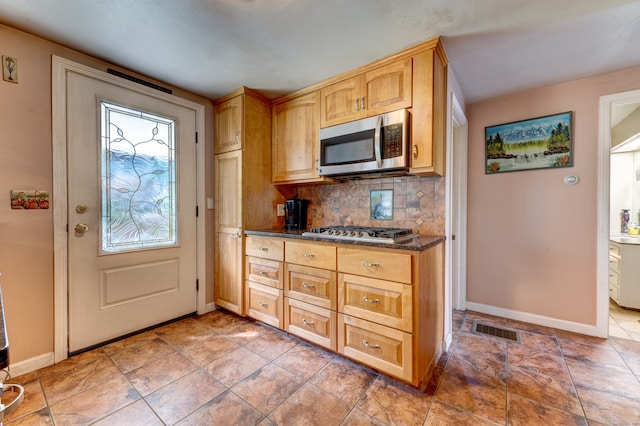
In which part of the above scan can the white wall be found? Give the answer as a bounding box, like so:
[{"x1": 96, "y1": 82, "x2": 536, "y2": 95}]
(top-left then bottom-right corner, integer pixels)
[{"x1": 610, "y1": 153, "x2": 635, "y2": 234}]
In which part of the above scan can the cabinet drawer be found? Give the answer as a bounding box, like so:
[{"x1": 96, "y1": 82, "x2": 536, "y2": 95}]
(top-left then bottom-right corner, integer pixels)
[
  {"x1": 609, "y1": 283, "x2": 620, "y2": 303},
  {"x1": 246, "y1": 256, "x2": 283, "y2": 289},
  {"x1": 609, "y1": 242, "x2": 620, "y2": 257},
  {"x1": 609, "y1": 255, "x2": 620, "y2": 273},
  {"x1": 246, "y1": 236, "x2": 284, "y2": 261},
  {"x1": 246, "y1": 281, "x2": 283, "y2": 328},
  {"x1": 286, "y1": 241, "x2": 336, "y2": 270},
  {"x1": 609, "y1": 268, "x2": 620, "y2": 288},
  {"x1": 338, "y1": 273, "x2": 412, "y2": 332},
  {"x1": 338, "y1": 247, "x2": 412, "y2": 284},
  {"x1": 285, "y1": 298, "x2": 337, "y2": 351},
  {"x1": 338, "y1": 314, "x2": 412, "y2": 382},
  {"x1": 285, "y1": 263, "x2": 337, "y2": 310}
]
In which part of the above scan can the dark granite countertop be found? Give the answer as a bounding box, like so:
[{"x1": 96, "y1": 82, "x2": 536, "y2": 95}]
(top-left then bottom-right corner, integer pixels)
[
  {"x1": 245, "y1": 228, "x2": 445, "y2": 251},
  {"x1": 0, "y1": 284, "x2": 8, "y2": 370}
]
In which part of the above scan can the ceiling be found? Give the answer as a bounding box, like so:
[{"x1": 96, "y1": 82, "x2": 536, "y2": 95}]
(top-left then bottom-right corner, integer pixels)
[{"x1": 1, "y1": 0, "x2": 640, "y2": 104}]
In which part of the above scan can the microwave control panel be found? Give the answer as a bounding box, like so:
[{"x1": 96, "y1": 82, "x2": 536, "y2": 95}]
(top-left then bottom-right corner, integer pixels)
[{"x1": 382, "y1": 124, "x2": 403, "y2": 159}]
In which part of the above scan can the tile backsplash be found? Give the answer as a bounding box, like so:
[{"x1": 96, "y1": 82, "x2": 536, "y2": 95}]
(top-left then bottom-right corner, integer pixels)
[{"x1": 296, "y1": 175, "x2": 445, "y2": 235}]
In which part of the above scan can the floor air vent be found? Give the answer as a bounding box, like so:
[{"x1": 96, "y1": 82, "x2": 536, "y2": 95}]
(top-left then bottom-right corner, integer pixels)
[{"x1": 472, "y1": 321, "x2": 521, "y2": 343}]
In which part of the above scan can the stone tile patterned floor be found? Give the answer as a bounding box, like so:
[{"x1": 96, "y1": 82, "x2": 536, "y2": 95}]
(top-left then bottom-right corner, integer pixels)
[{"x1": 4, "y1": 307, "x2": 640, "y2": 425}]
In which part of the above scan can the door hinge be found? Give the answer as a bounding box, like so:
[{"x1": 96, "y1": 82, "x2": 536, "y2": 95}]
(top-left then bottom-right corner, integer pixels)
[
  {"x1": 196, "y1": 279, "x2": 199, "y2": 291},
  {"x1": 196, "y1": 206, "x2": 199, "y2": 217},
  {"x1": 195, "y1": 131, "x2": 198, "y2": 144},
  {"x1": 452, "y1": 234, "x2": 456, "y2": 241},
  {"x1": 66, "y1": 224, "x2": 69, "y2": 232}
]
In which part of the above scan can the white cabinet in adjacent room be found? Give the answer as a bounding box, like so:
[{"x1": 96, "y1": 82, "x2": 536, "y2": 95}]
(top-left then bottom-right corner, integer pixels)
[{"x1": 609, "y1": 241, "x2": 640, "y2": 309}]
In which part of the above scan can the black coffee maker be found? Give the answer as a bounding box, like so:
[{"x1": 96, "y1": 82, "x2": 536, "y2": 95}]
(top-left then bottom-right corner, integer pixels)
[{"x1": 284, "y1": 198, "x2": 309, "y2": 231}]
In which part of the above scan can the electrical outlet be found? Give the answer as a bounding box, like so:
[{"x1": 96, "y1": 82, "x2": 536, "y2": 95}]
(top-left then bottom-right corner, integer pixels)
[{"x1": 277, "y1": 204, "x2": 285, "y2": 216}]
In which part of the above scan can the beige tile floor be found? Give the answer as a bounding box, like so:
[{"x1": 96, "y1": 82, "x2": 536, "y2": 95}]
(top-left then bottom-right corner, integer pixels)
[
  {"x1": 4, "y1": 308, "x2": 640, "y2": 425},
  {"x1": 609, "y1": 300, "x2": 640, "y2": 341}
]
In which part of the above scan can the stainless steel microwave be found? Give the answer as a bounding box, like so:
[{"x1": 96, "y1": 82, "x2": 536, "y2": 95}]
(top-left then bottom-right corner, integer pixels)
[{"x1": 318, "y1": 109, "x2": 410, "y2": 179}]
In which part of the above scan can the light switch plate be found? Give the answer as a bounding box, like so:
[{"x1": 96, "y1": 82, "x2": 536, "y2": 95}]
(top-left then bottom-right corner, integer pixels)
[{"x1": 277, "y1": 204, "x2": 285, "y2": 216}]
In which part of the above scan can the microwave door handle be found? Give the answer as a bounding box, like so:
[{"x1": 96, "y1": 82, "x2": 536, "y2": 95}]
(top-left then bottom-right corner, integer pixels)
[{"x1": 374, "y1": 115, "x2": 383, "y2": 168}]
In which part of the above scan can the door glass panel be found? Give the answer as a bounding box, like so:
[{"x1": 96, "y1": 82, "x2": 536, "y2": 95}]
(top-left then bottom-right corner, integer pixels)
[{"x1": 100, "y1": 102, "x2": 177, "y2": 253}]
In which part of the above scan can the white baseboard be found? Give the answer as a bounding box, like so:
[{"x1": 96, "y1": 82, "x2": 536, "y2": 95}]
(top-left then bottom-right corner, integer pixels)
[
  {"x1": 465, "y1": 302, "x2": 604, "y2": 338},
  {"x1": 9, "y1": 352, "x2": 55, "y2": 377},
  {"x1": 204, "y1": 302, "x2": 217, "y2": 314},
  {"x1": 444, "y1": 331, "x2": 453, "y2": 351}
]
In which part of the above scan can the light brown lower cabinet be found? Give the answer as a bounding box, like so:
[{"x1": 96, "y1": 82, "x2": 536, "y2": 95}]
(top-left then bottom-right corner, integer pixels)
[
  {"x1": 337, "y1": 313, "x2": 412, "y2": 382},
  {"x1": 244, "y1": 234, "x2": 444, "y2": 388},
  {"x1": 246, "y1": 281, "x2": 283, "y2": 329},
  {"x1": 285, "y1": 297, "x2": 337, "y2": 350}
]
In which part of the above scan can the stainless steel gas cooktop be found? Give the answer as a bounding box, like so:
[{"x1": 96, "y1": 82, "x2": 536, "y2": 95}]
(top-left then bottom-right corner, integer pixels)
[{"x1": 301, "y1": 226, "x2": 418, "y2": 244}]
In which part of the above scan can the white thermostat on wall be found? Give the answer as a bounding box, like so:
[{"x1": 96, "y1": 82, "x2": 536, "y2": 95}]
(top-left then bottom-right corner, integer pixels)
[{"x1": 563, "y1": 175, "x2": 580, "y2": 185}]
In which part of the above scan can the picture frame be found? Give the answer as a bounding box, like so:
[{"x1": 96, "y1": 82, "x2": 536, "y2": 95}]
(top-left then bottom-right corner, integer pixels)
[
  {"x1": 370, "y1": 189, "x2": 393, "y2": 220},
  {"x1": 2, "y1": 56, "x2": 18, "y2": 83},
  {"x1": 485, "y1": 111, "x2": 573, "y2": 174}
]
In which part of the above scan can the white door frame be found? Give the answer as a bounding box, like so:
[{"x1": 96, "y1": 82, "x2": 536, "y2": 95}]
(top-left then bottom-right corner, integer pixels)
[
  {"x1": 52, "y1": 56, "x2": 207, "y2": 363},
  {"x1": 444, "y1": 92, "x2": 468, "y2": 349},
  {"x1": 597, "y1": 88, "x2": 640, "y2": 339}
]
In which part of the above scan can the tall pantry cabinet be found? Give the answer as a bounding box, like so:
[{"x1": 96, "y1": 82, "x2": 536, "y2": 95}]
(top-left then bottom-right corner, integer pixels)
[{"x1": 213, "y1": 87, "x2": 283, "y2": 314}]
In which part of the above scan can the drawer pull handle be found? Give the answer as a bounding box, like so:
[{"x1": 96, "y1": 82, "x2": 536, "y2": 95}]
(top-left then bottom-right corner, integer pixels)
[
  {"x1": 362, "y1": 296, "x2": 380, "y2": 304},
  {"x1": 302, "y1": 282, "x2": 316, "y2": 290},
  {"x1": 259, "y1": 247, "x2": 269, "y2": 251},
  {"x1": 303, "y1": 253, "x2": 315, "y2": 258},
  {"x1": 362, "y1": 340, "x2": 380, "y2": 349},
  {"x1": 302, "y1": 318, "x2": 315, "y2": 327},
  {"x1": 362, "y1": 261, "x2": 380, "y2": 268},
  {"x1": 258, "y1": 301, "x2": 268, "y2": 308},
  {"x1": 259, "y1": 270, "x2": 268, "y2": 275}
]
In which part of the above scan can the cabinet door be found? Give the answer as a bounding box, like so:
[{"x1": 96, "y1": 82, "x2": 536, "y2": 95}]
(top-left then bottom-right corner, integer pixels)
[
  {"x1": 320, "y1": 76, "x2": 361, "y2": 127},
  {"x1": 214, "y1": 95, "x2": 243, "y2": 154},
  {"x1": 409, "y1": 48, "x2": 446, "y2": 176},
  {"x1": 272, "y1": 92, "x2": 322, "y2": 183},
  {"x1": 214, "y1": 150, "x2": 244, "y2": 314},
  {"x1": 364, "y1": 58, "x2": 412, "y2": 116}
]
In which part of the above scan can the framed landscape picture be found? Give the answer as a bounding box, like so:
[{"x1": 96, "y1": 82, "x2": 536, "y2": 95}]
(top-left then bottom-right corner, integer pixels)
[{"x1": 485, "y1": 111, "x2": 573, "y2": 174}]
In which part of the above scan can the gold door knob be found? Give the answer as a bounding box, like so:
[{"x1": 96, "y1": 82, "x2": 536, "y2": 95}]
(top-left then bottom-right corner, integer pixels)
[{"x1": 74, "y1": 223, "x2": 89, "y2": 234}]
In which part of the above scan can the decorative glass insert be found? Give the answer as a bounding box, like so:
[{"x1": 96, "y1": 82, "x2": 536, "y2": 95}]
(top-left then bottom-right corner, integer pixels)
[{"x1": 100, "y1": 102, "x2": 177, "y2": 252}]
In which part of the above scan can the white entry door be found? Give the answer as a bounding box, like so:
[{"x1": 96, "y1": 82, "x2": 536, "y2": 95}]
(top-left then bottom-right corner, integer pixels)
[{"x1": 66, "y1": 71, "x2": 198, "y2": 353}]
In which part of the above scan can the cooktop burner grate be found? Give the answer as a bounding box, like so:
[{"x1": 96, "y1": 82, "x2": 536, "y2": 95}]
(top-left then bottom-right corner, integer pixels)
[{"x1": 302, "y1": 226, "x2": 418, "y2": 243}]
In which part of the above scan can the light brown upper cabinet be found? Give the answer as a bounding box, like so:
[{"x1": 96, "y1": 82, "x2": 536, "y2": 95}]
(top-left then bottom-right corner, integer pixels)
[
  {"x1": 320, "y1": 58, "x2": 412, "y2": 128},
  {"x1": 272, "y1": 91, "x2": 334, "y2": 184},
  {"x1": 409, "y1": 44, "x2": 447, "y2": 177},
  {"x1": 272, "y1": 36, "x2": 448, "y2": 184},
  {"x1": 214, "y1": 94, "x2": 243, "y2": 154}
]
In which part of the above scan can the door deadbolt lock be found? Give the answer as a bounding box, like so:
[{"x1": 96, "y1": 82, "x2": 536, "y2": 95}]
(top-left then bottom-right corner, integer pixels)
[
  {"x1": 75, "y1": 205, "x2": 88, "y2": 214},
  {"x1": 74, "y1": 223, "x2": 89, "y2": 234}
]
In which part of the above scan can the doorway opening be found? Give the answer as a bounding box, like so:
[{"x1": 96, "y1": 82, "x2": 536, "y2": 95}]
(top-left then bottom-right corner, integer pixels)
[
  {"x1": 606, "y1": 95, "x2": 640, "y2": 341},
  {"x1": 599, "y1": 88, "x2": 640, "y2": 342},
  {"x1": 445, "y1": 92, "x2": 468, "y2": 349}
]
